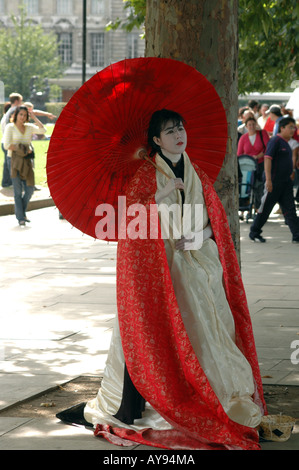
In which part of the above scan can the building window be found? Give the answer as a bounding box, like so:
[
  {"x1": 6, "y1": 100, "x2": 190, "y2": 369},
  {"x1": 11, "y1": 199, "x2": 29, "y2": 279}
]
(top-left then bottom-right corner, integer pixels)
[
  {"x1": 91, "y1": 0, "x2": 104, "y2": 15},
  {"x1": 57, "y1": 0, "x2": 73, "y2": 15},
  {"x1": 57, "y1": 32, "x2": 73, "y2": 65},
  {"x1": 90, "y1": 33, "x2": 105, "y2": 67},
  {"x1": 127, "y1": 33, "x2": 139, "y2": 59},
  {"x1": 23, "y1": 0, "x2": 39, "y2": 15}
]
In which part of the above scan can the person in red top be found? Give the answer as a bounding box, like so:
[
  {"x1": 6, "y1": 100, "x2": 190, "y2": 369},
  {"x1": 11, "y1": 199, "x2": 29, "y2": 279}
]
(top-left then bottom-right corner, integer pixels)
[
  {"x1": 263, "y1": 115, "x2": 275, "y2": 135},
  {"x1": 237, "y1": 116, "x2": 270, "y2": 210}
]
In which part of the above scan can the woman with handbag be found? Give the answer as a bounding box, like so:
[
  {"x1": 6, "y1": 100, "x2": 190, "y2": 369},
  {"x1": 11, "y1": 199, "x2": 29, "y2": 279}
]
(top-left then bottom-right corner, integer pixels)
[
  {"x1": 237, "y1": 116, "x2": 270, "y2": 211},
  {"x1": 3, "y1": 106, "x2": 46, "y2": 225}
]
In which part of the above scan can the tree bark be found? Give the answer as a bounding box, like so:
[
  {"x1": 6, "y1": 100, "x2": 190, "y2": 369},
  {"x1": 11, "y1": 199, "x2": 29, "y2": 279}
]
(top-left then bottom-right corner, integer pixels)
[{"x1": 145, "y1": 0, "x2": 240, "y2": 258}]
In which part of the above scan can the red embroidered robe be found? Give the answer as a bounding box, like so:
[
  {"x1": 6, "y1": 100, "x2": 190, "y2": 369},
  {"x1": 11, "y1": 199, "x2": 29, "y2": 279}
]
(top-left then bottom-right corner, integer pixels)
[{"x1": 95, "y1": 159, "x2": 267, "y2": 450}]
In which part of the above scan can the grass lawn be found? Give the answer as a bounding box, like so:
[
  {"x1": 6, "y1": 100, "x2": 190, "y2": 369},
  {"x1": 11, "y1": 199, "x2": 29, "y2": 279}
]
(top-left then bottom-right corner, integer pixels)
[{"x1": 0, "y1": 124, "x2": 55, "y2": 187}]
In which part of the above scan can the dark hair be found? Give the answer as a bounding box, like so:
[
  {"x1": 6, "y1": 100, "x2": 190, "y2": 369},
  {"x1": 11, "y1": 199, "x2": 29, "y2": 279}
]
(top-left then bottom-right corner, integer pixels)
[
  {"x1": 278, "y1": 116, "x2": 296, "y2": 132},
  {"x1": 3, "y1": 102, "x2": 11, "y2": 114},
  {"x1": 148, "y1": 109, "x2": 186, "y2": 157},
  {"x1": 248, "y1": 100, "x2": 259, "y2": 108},
  {"x1": 245, "y1": 116, "x2": 257, "y2": 125},
  {"x1": 13, "y1": 106, "x2": 29, "y2": 123},
  {"x1": 238, "y1": 106, "x2": 249, "y2": 117}
]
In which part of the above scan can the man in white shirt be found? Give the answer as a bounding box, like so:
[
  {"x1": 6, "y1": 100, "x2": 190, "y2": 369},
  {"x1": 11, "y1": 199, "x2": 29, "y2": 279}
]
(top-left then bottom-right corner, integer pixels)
[{"x1": 257, "y1": 104, "x2": 269, "y2": 129}]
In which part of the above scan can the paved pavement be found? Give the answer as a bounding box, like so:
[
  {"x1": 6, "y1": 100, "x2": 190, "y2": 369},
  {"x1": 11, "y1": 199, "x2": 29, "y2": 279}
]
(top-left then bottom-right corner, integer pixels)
[{"x1": 0, "y1": 186, "x2": 298, "y2": 452}]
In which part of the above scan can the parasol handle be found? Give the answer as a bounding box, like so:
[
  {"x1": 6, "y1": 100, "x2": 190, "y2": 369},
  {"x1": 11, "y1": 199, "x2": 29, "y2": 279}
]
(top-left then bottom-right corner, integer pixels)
[{"x1": 138, "y1": 149, "x2": 171, "y2": 179}]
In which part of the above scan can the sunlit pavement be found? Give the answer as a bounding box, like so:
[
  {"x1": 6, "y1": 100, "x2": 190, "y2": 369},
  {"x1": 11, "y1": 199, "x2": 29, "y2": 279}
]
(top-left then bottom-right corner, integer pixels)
[{"x1": 0, "y1": 203, "x2": 298, "y2": 451}]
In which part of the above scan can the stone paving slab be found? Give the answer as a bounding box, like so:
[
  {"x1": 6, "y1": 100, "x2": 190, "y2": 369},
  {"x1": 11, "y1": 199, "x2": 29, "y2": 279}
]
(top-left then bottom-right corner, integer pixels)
[
  {"x1": 0, "y1": 203, "x2": 298, "y2": 450},
  {"x1": 0, "y1": 417, "x2": 129, "y2": 451}
]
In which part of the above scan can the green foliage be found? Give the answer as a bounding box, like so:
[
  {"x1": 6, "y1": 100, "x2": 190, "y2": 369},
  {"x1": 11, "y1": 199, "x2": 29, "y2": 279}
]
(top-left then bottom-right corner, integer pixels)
[
  {"x1": 106, "y1": 0, "x2": 145, "y2": 32},
  {"x1": 45, "y1": 102, "x2": 67, "y2": 118},
  {"x1": 111, "y1": 0, "x2": 298, "y2": 93},
  {"x1": 238, "y1": 0, "x2": 299, "y2": 93},
  {"x1": 0, "y1": 4, "x2": 64, "y2": 99}
]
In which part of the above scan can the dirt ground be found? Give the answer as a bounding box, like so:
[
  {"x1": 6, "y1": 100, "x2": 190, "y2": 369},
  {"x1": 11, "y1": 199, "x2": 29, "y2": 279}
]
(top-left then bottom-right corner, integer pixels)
[
  {"x1": 0, "y1": 376, "x2": 298, "y2": 422},
  {"x1": 0, "y1": 376, "x2": 102, "y2": 420}
]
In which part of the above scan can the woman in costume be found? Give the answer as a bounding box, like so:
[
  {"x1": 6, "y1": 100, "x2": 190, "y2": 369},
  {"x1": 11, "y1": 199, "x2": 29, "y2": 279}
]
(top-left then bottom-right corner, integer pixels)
[{"x1": 58, "y1": 109, "x2": 267, "y2": 450}]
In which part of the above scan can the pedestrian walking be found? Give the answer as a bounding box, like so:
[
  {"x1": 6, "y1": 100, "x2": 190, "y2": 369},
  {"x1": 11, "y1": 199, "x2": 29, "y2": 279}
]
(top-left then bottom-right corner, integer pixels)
[
  {"x1": 249, "y1": 116, "x2": 299, "y2": 243},
  {"x1": 3, "y1": 105, "x2": 46, "y2": 225}
]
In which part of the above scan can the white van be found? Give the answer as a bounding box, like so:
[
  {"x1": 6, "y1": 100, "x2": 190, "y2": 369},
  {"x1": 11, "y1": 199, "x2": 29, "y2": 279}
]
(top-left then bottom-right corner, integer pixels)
[{"x1": 238, "y1": 92, "x2": 292, "y2": 107}]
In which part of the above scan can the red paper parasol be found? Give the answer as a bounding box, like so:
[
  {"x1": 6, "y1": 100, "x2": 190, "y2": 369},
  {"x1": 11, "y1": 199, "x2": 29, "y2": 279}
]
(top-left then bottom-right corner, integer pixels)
[{"x1": 46, "y1": 57, "x2": 227, "y2": 240}]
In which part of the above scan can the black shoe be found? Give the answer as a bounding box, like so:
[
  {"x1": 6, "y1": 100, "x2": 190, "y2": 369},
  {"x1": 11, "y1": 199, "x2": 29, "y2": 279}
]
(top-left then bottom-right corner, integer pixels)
[
  {"x1": 249, "y1": 233, "x2": 266, "y2": 243},
  {"x1": 56, "y1": 402, "x2": 93, "y2": 428},
  {"x1": 292, "y1": 238, "x2": 299, "y2": 244}
]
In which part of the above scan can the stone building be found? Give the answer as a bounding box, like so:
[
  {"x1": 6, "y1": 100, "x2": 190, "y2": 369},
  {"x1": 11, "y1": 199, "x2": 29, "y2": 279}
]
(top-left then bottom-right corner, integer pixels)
[{"x1": 0, "y1": 0, "x2": 145, "y2": 100}]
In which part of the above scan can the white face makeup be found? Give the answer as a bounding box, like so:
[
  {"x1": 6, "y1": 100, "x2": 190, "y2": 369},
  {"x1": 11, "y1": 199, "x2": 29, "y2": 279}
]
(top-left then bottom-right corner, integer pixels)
[{"x1": 153, "y1": 120, "x2": 187, "y2": 161}]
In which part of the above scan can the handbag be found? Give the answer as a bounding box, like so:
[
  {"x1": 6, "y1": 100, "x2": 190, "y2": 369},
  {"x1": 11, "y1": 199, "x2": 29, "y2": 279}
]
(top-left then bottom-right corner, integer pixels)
[{"x1": 24, "y1": 145, "x2": 35, "y2": 160}]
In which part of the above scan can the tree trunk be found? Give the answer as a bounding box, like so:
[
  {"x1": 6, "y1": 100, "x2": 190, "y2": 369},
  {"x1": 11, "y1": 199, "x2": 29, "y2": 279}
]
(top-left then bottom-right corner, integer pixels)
[{"x1": 145, "y1": 0, "x2": 240, "y2": 259}]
